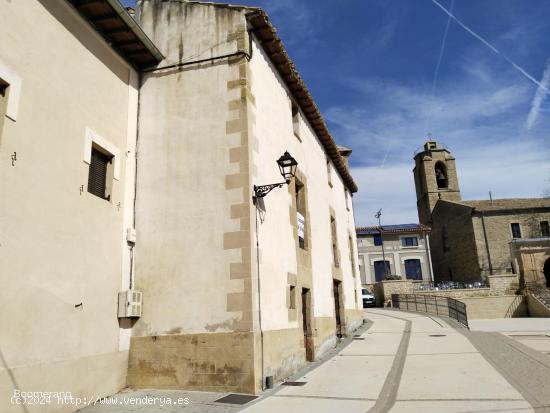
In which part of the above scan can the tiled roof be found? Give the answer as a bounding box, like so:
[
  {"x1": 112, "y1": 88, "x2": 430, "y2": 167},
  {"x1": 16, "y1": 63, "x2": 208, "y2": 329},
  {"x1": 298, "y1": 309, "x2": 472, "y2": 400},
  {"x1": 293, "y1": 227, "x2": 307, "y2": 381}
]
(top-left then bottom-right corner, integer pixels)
[
  {"x1": 177, "y1": 2, "x2": 358, "y2": 192},
  {"x1": 356, "y1": 223, "x2": 431, "y2": 235},
  {"x1": 67, "y1": 0, "x2": 163, "y2": 70},
  {"x1": 462, "y1": 198, "x2": 550, "y2": 212}
]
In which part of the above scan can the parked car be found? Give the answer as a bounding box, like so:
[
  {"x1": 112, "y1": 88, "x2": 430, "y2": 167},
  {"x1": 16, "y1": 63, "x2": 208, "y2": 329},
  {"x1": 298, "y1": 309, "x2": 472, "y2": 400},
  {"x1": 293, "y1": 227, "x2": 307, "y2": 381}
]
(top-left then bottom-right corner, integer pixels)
[{"x1": 362, "y1": 288, "x2": 376, "y2": 308}]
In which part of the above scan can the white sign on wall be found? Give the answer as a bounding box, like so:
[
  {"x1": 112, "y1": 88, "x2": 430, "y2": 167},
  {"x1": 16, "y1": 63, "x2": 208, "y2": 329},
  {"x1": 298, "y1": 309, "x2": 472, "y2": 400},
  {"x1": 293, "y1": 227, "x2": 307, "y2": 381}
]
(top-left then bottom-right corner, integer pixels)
[{"x1": 297, "y1": 212, "x2": 305, "y2": 239}]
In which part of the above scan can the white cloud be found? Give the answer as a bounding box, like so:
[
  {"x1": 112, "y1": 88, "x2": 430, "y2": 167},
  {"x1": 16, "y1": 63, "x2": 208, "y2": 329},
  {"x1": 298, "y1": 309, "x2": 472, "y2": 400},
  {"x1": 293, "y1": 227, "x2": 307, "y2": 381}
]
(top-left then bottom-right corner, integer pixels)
[
  {"x1": 328, "y1": 60, "x2": 550, "y2": 226},
  {"x1": 525, "y1": 59, "x2": 550, "y2": 131}
]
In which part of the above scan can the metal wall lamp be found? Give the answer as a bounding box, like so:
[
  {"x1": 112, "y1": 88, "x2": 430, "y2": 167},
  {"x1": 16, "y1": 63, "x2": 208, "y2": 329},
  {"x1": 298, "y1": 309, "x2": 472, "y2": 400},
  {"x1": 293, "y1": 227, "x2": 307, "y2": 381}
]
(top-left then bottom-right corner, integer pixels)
[{"x1": 253, "y1": 151, "x2": 298, "y2": 201}]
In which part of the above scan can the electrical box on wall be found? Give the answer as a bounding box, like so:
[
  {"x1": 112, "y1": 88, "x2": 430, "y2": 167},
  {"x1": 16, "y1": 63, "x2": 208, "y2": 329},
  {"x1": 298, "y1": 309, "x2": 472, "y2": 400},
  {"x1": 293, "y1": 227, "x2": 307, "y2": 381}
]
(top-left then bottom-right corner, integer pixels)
[{"x1": 118, "y1": 290, "x2": 142, "y2": 318}]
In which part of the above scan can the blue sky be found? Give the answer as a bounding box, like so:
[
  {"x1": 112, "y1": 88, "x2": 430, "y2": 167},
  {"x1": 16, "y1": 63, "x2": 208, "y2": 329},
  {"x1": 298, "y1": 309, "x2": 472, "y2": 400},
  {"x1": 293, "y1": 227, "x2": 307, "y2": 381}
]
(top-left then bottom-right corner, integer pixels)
[{"x1": 125, "y1": 0, "x2": 550, "y2": 226}]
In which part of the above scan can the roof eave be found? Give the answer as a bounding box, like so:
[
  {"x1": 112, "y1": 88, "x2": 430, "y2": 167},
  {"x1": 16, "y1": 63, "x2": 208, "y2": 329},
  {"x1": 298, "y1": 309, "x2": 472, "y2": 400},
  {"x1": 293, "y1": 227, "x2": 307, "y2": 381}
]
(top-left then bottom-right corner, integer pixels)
[{"x1": 245, "y1": 9, "x2": 358, "y2": 193}]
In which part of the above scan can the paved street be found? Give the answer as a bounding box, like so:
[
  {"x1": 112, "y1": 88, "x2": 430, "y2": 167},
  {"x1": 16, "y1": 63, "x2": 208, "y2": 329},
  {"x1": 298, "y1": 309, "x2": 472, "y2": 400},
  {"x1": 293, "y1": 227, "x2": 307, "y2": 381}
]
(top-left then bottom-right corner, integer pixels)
[{"x1": 79, "y1": 309, "x2": 550, "y2": 413}]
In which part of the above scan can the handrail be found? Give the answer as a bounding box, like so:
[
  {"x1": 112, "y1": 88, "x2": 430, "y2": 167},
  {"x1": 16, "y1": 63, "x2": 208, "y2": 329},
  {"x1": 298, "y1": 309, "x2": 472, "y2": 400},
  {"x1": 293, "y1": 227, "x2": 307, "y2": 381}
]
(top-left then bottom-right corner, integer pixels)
[{"x1": 391, "y1": 293, "x2": 469, "y2": 328}]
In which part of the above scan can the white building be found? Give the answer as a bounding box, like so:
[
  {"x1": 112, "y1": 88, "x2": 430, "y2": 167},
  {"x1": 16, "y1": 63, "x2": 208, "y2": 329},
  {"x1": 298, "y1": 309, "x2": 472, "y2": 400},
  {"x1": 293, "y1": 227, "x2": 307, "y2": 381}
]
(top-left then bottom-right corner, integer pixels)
[{"x1": 357, "y1": 224, "x2": 433, "y2": 287}]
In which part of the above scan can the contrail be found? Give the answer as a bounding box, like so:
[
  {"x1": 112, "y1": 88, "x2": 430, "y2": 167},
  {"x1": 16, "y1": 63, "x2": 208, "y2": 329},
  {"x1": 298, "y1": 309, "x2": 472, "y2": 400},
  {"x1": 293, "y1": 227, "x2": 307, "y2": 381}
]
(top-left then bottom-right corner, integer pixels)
[
  {"x1": 431, "y1": 0, "x2": 454, "y2": 98},
  {"x1": 431, "y1": 0, "x2": 549, "y2": 92},
  {"x1": 379, "y1": 142, "x2": 392, "y2": 168},
  {"x1": 525, "y1": 59, "x2": 550, "y2": 131}
]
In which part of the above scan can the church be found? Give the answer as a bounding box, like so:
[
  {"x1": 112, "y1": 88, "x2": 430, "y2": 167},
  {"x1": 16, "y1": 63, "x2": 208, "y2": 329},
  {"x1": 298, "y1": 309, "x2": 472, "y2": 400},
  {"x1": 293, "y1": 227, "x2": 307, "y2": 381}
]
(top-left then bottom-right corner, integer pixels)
[{"x1": 413, "y1": 141, "x2": 550, "y2": 284}]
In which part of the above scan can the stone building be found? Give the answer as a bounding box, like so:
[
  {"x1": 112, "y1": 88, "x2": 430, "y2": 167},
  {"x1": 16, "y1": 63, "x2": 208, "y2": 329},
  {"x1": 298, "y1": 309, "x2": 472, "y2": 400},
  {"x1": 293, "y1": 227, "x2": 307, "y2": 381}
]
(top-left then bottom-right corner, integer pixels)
[
  {"x1": 510, "y1": 238, "x2": 550, "y2": 288},
  {"x1": 129, "y1": 0, "x2": 362, "y2": 394},
  {"x1": 356, "y1": 224, "x2": 433, "y2": 287},
  {"x1": 414, "y1": 141, "x2": 550, "y2": 283},
  {"x1": 1, "y1": 1, "x2": 362, "y2": 410}
]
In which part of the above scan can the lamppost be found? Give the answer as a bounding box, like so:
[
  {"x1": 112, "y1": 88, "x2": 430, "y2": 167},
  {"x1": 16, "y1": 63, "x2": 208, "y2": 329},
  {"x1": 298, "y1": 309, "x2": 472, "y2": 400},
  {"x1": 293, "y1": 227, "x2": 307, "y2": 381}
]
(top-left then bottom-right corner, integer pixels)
[
  {"x1": 253, "y1": 151, "x2": 298, "y2": 201},
  {"x1": 374, "y1": 209, "x2": 389, "y2": 279},
  {"x1": 253, "y1": 151, "x2": 298, "y2": 390}
]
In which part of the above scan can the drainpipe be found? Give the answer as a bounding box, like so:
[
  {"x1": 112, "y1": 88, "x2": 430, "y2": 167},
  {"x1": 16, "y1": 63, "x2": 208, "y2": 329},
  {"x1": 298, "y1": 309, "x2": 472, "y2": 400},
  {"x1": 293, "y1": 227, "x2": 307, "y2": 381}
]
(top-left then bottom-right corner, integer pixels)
[{"x1": 480, "y1": 212, "x2": 494, "y2": 277}]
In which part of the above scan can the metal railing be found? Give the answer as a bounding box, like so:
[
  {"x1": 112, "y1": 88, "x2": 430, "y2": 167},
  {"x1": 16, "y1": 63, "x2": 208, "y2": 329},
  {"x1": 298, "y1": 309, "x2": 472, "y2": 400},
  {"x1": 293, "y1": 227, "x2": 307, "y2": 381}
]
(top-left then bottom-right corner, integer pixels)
[{"x1": 391, "y1": 294, "x2": 469, "y2": 328}]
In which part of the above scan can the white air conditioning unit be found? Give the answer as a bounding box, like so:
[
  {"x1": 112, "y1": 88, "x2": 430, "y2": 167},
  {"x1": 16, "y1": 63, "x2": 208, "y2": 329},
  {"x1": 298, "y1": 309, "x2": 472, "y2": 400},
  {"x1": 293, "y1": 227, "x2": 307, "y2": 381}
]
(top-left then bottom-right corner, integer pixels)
[{"x1": 118, "y1": 290, "x2": 142, "y2": 318}]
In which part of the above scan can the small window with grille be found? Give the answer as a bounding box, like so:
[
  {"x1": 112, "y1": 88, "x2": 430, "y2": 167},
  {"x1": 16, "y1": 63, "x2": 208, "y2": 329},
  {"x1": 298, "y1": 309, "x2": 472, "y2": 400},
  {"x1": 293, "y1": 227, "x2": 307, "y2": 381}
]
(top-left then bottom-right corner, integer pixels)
[{"x1": 88, "y1": 146, "x2": 113, "y2": 201}]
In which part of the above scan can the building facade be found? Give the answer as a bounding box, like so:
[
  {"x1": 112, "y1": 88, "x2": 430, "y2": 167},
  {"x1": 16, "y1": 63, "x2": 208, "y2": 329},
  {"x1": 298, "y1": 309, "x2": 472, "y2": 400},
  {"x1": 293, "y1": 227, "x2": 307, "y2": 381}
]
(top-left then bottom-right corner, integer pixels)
[
  {"x1": 357, "y1": 224, "x2": 433, "y2": 287},
  {"x1": 0, "y1": 1, "x2": 162, "y2": 412},
  {"x1": 414, "y1": 141, "x2": 550, "y2": 283},
  {"x1": 1, "y1": 0, "x2": 363, "y2": 410},
  {"x1": 129, "y1": 0, "x2": 363, "y2": 394}
]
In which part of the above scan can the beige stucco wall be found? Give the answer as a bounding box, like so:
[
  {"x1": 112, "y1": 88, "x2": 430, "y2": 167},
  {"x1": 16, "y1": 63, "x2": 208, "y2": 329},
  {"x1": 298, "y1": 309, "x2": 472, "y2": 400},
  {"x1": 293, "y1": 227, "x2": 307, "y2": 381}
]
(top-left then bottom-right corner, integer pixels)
[
  {"x1": 249, "y1": 34, "x2": 362, "y2": 339},
  {"x1": 0, "y1": 1, "x2": 137, "y2": 412}
]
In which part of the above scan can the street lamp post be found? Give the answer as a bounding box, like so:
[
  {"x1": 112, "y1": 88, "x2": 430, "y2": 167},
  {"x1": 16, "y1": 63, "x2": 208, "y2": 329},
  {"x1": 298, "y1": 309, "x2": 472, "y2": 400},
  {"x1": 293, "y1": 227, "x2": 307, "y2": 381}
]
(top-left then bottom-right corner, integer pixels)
[{"x1": 374, "y1": 209, "x2": 389, "y2": 279}]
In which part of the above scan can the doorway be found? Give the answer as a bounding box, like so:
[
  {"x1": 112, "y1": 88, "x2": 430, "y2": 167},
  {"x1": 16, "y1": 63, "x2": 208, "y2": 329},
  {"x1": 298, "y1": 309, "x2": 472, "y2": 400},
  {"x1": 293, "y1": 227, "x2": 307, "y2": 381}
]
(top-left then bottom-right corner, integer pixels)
[
  {"x1": 544, "y1": 258, "x2": 550, "y2": 288},
  {"x1": 333, "y1": 280, "x2": 343, "y2": 338},
  {"x1": 301, "y1": 288, "x2": 313, "y2": 361}
]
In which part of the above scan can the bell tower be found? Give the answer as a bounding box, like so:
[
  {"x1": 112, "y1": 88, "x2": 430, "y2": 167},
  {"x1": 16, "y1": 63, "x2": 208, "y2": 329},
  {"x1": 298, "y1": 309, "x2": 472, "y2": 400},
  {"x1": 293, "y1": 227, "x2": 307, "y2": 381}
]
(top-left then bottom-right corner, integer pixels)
[{"x1": 413, "y1": 141, "x2": 461, "y2": 224}]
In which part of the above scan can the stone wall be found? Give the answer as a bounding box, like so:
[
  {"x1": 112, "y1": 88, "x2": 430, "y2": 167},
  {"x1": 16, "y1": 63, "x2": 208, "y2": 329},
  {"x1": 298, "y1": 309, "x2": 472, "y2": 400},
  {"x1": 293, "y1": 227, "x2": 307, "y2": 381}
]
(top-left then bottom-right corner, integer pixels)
[
  {"x1": 430, "y1": 201, "x2": 480, "y2": 282},
  {"x1": 127, "y1": 331, "x2": 257, "y2": 393},
  {"x1": 526, "y1": 295, "x2": 550, "y2": 317},
  {"x1": 460, "y1": 296, "x2": 527, "y2": 319},
  {"x1": 472, "y1": 210, "x2": 550, "y2": 277}
]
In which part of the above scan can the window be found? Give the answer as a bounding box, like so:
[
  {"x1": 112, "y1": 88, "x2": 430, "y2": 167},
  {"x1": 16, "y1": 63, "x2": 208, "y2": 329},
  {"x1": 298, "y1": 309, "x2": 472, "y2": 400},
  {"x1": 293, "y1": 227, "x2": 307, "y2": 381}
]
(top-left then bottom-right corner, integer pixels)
[
  {"x1": 88, "y1": 146, "x2": 113, "y2": 200},
  {"x1": 404, "y1": 259, "x2": 422, "y2": 280},
  {"x1": 541, "y1": 221, "x2": 550, "y2": 237},
  {"x1": 373, "y1": 234, "x2": 383, "y2": 246},
  {"x1": 331, "y1": 216, "x2": 339, "y2": 267},
  {"x1": 291, "y1": 101, "x2": 300, "y2": 138},
  {"x1": 289, "y1": 285, "x2": 296, "y2": 309},
  {"x1": 374, "y1": 260, "x2": 390, "y2": 282},
  {"x1": 295, "y1": 179, "x2": 307, "y2": 249},
  {"x1": 345, "y1": 189, "x2": 350, "y2": 211},
  {"x1": 326, "y1": 157, "x2": 332, "y2": 187},
  {"x1": 511, "y1": 223, "x2": 522, "y2": 239},
  {"x1": 401, "y1": 237, "x2": 418, "y2": 247},
  {"x1": 435, "y1": 161, "x2": 448, "y2": 189}
]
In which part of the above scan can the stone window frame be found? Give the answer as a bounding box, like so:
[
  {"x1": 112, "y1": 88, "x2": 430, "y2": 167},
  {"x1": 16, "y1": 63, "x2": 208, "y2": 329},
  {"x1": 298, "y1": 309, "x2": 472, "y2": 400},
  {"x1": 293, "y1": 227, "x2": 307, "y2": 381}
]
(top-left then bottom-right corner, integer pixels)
[
  {"x1": 330, "y1": 214, "x2": 340, "y2": 268},
  {"x1": 0, "y1": 61, "x2": 22, "y2": 122},
  {"x1": 291, "y1": 100, "x2": 301, "y2": 141},
  {"x1": 348, "y1": 232, "x2": 357, "y2": 278},
  {"x1": 83, "y1": 128, "x2": 120, "y2": 202},
  {"x1": 326, "y1": 156, "x2": 333, "y2": 188}
]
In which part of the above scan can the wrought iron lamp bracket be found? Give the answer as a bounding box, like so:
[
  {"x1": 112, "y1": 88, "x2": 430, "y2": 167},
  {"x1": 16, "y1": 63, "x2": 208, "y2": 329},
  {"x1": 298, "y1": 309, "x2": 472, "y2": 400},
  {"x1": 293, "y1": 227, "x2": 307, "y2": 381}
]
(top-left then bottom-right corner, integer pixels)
[{"x1": 253, "y1": 181, "x2": 288, "y2": 200}]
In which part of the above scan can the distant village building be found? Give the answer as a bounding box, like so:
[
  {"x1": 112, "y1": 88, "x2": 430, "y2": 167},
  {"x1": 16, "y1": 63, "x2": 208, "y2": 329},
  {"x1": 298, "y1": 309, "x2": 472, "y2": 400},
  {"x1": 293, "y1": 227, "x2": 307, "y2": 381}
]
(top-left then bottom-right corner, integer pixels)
[
  {"x1": 0, "y1": 0, "x2": 362, "y2": 410},
  {"x1": 356, "y1": 224, "x2": 433, "y2": 286},
  {"x1": 413, "y1": 141, "x2": 550, "y2": 283}
]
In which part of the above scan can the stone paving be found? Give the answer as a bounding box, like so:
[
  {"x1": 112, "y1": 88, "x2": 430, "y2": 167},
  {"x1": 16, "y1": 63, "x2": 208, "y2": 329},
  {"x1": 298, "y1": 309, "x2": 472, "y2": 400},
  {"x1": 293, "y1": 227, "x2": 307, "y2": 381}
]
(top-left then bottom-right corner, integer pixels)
[{"x1": 78, "y1": 310, "x2": 550, "y2": 413}]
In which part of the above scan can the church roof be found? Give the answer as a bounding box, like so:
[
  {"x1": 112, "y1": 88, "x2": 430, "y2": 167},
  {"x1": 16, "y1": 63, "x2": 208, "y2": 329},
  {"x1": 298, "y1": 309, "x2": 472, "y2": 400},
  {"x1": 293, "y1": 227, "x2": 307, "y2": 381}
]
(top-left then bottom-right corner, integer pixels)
[
  {"x1": 462, "y1": 198, "x2": 550, "y2": 212},
  {"x1": 356, "y1": 223, "x2": 431, "y2": 235}
]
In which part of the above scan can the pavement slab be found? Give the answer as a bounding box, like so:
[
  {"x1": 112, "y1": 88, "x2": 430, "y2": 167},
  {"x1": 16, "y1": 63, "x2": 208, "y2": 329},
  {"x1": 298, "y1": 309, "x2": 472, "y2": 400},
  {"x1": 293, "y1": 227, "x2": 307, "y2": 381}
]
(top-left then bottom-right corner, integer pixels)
[{"x1": 77, "y1": 309, "x2": 550, "y2": 413}]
